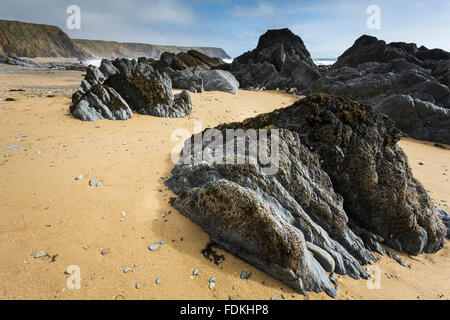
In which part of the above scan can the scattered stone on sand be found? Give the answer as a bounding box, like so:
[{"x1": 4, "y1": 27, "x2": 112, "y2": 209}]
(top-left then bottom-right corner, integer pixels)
[
  {"x1": 89, "y1": 178, "x2": 97, "y2": 186},
  {"x1": 75, "y1": 174, "x2": 83, "y2": 181},
  {"x1": 34, "y1": 251, "x2": 48, "y2": 259},
  {"x1": 135, "y1": 284, "x2": 141, "y2": 289},
  {"x1": 149, "y1": 243, "x2": 159, "y2": 251},
  {"x1": 193, "y1": 269, "x2": 199, "y2": 276},
  {"x1": 240, "y1": 271, "x2": 247, "y2": 280},
  {"x1": 155, "y1": 278, "x2": 161, "y2": 284}
]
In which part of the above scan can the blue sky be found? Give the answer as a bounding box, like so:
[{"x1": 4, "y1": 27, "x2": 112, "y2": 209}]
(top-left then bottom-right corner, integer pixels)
[{"x1": 1, "y1": 0, "x2": 450, "y2": 58}]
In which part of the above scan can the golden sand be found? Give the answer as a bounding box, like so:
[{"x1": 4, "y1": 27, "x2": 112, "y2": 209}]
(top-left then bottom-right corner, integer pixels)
[{"x1": 0, "y1": 67, "x2": 448, "y2": 300}]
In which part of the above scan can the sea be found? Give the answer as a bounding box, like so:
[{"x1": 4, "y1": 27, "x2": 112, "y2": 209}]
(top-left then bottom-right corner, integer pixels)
[
  {"x1": 312, "y1": 58, "x2": 337, "y2": 66},
  {"x1": 84, "y1": 57, "x2": 338, "y2": 67},
  {"x1": 223, "y1": 58, "x2": 337, "y2": 66}
]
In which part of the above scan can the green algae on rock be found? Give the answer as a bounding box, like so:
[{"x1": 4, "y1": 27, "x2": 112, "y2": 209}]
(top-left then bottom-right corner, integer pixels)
[{"x1": 166, "y1": 93, "x2": 447, "y2": 298}]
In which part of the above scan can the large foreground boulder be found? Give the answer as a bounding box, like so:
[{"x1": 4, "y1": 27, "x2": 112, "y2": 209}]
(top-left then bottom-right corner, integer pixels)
[
  {"x1": 71, "y1": 58, "x2": 192, "y2": 121},
  {"x1": 166, "y1": 93, "x2": 446, "y2": 297}
]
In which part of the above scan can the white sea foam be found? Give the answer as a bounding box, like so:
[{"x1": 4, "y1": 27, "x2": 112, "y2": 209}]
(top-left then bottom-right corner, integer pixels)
[
  {"x1": 313, "y1": 58, "x2": 337, "y2": 66},
  {"x1": 83, "y1": 59, "x2": 102, "y2": 67}
]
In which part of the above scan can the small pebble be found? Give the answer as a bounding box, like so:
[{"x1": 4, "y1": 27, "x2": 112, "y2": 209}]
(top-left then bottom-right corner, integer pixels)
[
  {"x1": 271, "y1": 294, "x2": 278, "y2": 300},
  {"x1": 156, "y1": 278, "x2": 161, "y2": 284},
  {"x1": 240, "y1": 271, "x2": 247, "y2": 279},
  {"x1": 123, "y1": 268, "x2": 132, "y2": 273},
  {"x1": 209, "y1": 276, "x2": 216, "y2": 283},
  {"x1": 193, "y1": 269, "x2": 199, "y2": 276},
  {"x1": 135, "y1": 284, "x2": 141, "y2": 289},
  {"x1": 75, "y1": 174, "x2": 83, "y2": 181},
  {"x1": 209, "y1": 282, "x2": 215, "y2": 290},
  {"x1": 149, "y1": 243, "x2": 159, "y2": 251},
  {"x1": 34, "y1": 251, "x2": 48, "y2": 258}
]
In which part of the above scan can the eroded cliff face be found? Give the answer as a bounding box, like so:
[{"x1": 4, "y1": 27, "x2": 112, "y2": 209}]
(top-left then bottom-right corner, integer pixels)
[
  {"x1": 73, "y1": 39, "x2": 231, "y2": 60},
  {"x1": 0, "y1": 19, "x2": 87, "y2": 59},
  {"x1": 166, "y1": 93, "x2": 447, "y2": 298}
]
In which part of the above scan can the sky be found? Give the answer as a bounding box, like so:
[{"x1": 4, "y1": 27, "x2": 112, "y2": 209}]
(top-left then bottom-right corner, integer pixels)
[{"x1": 1, "y1": 0, "x2": 449, "y2": 58}]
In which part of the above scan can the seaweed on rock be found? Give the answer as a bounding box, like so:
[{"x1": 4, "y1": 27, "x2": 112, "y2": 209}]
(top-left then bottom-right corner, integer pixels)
[{"x1": 166, "y1": 93, "x2": 447, "y2": 297}]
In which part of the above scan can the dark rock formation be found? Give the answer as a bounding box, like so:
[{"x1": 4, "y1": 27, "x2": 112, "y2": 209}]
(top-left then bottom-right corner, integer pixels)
[
  {"x1": 71, "y1": 58, "x2": 192, "y2": 121},
  {"x1": 0, "y1": 52, "x2": 41, "y2": 67},
  {"x1": 162, "y1": 67, "x2": 204, "y2": 93},
  {"x1": 146, "y1": 50, "x2": 239, "y2": 94},
  {"x1": 436, "y1": 208, "x2": 450, "y2": 239},
  {"x1": 334, "y1": 35, "x2": 450, "y2": 69},
  {"x1": 153, "y1": 49, "x2": 222, "y2": 71},
  {"x1": 196, "y1": 69, "x2": 239, "y2": 94},
  {"x1": 228, "y1": 28, "x2": 320, "y2": 92},
  {"x1": 166, "y1": 93, "x2": 446, "y2": 297},
  {"x1": 313, "y1": 35, "x2": 450, "y2": 144},
  {"x1": 375, "y1": 95, "x2": 450, "y2": 144}
]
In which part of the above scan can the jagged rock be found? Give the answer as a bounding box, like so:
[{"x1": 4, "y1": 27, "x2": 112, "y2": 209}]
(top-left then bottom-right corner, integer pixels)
[
  {"x1": 375, "y1": 95, "x2": 450, "y2": 145},
  {"x1": 333, "y1": 35, "x2": 422, "y2": 68},
  {"x1": 436, "y1": 207, "x2": 450, "y2": 238},
  {"x1": 163, "y1": 67, "x2": 204, "y2": 93},
  {"x1": 71, "y1": 66, "x2": 132, "y2": 121},
  {"x1": 186, "y1": 50, "x2": 222, "y2": 69},
  {"x1": 71, "y1": 59, "x2": 193, "y2": 120},
  {"x1": 230, "y1": 28, "x2": 319, "y2": 93},
  {"x1": 230, "y1": 61, "x2": 286, "y2": 91},
  {"x1": 0, "y1": 52, "x2": 41, "y2": 67},
  {"x1": 153, "y1": 50, "x2": 223, "y2": 71},
  {"x1": 236, "y1": 28, "x2": 315, "y2": 69},
  {"x1": 197, "y1": 69, "x2": 239, "y2": 94},
  {"x1": 166, "y1": 93, "x2": 446, "y2": 297}
]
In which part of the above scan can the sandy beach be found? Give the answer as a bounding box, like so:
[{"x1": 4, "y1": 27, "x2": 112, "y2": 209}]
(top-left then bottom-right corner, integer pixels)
[{"x1": 0, "y1": 66, "x2": 448, "y2": 300}]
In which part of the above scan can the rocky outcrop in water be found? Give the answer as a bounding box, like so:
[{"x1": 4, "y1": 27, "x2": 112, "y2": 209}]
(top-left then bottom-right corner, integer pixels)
[
  {"x1": 166, "y1": 93, "x2": 446, "y2": 297},
  {"x1": 71, "y1": 58, "x2": 192, "y2": 121}
]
